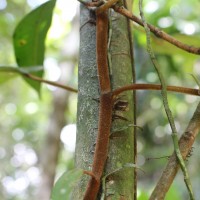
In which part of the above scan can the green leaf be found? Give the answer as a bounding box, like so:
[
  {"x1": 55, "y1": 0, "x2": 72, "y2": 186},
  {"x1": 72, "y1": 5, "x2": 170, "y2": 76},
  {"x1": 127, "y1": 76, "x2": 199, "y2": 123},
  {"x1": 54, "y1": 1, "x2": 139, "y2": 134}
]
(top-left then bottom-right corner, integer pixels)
[
  {"x1": 166, "y1": 184, "x2": 182, "y2": 200},
  {"x1": 13, "y1": 0, "x2": 56, "y2": 94},
  {"x1": 137, "y1": 190, "x2": 149, "y2": 200},
  {"x1": 51, "y1": 169, "x2": 84, "y2": 200}
]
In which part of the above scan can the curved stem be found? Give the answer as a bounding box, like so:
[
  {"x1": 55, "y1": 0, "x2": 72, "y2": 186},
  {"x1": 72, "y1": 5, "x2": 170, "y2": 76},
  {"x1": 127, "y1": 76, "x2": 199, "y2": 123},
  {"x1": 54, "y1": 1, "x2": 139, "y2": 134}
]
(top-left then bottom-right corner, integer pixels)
[
  {"x1": 112, "y1": 83, "x2": 200, "y2": 97},
  {"x1": 23, "y1": 73, "x2": 78, "y2": 93},
  {"x1": 112, "y1": 5, "x2": 200, "y2": 55}
]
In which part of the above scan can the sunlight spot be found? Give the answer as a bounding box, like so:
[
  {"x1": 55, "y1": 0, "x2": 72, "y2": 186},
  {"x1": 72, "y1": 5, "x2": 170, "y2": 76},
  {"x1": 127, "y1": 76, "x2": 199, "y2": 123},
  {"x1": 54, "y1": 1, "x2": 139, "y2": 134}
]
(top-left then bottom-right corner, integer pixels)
[
  {"x1": 5, "y1": 103, "x2": 17, "y2": 115},
  {"x1": 12, "y1": 128, "x2": 24, "y2": 141},
  {"x1": 144, "y1": 1, "x2": 159, "y2": 13},
  {"x1": 14, "y1": 143, "x2": 26, "y2": 155},
  {"x1": 48, "y1": 13, "x2": 64, "y2": 39},
  {"x1": 183, "y1": 23, "x2": 196, "y2": 35},
  {"x1": 0, "y1": 0, "x2": 7, "y2": 10},
  {"x1": 27, "y1": 0, "x2": 49, "y2": 8},
  {"x1": 44, "y1": 58, "x2": 61, "y2": 81},
  {"x1": 60, "y1": 124, "x2": 76, "y2": 152},
  {"x1": 137, "y1": 154, "x2": 145, "y2": 166},
  {"x1": 44, "y1": 58, "x2": 61, "y2": 90},
  {"x1": 26, "y1": 167, "x2": 40, "y2": 184},
  {"x1": 137, "y1": 189, "x2": 142, "y2": 198},
  {"x1": 146, "y1": 72, "x2": 157, "y2": 82},
  {"x1": 137, "y1": 140, "x2": 144, "y2": 153},
  {"x1": 24, "y1": 102, "x2": 38, "y2": 114},
  {"x1": 150, "y1": 97, "x2": 162, "y2": 109},
  {"x1": 14, "y1": 177, "x2": 29, "y2": 192},
  {"x1": 60, "y1": 188, "x2": 66, "y2": 194},
  {"x1": 57, "y1": 0, "x2": 78, "y2": 22},
  {"x1": 155, "y1": 126, "x2": 165, "y2": 138},
  {"x1": 2, "y1": 176, "x2": 29, "y2": 195},
  {"x1": 47, "y1": 0, "x2": 78, "y2": 39},
  {"x1": 24, "y1": 149, "x2": 38, "y2": 165},
  {"x1": 27, "y1": 0, "x2": 78, "y2": 22},
  {"x1": 0, "y1": 147, "x2": 6, "y2": 159},
  {"x1": 13, "y1": 144, "x2": 38, "y2": 166},
  {"x1": 176, "y1": 103, "x2": 187, "y2": 115},
  {"x1": 158, "y1": 17, "x2": 173, "y2": 28}
]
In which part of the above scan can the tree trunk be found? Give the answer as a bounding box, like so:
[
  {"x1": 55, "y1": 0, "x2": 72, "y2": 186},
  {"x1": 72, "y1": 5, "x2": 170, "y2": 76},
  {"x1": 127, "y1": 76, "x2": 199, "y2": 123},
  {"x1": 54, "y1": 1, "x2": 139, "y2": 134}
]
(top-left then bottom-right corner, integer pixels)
[{"x1": 74, "y1": 1, "x2": 136, "y2": 199}]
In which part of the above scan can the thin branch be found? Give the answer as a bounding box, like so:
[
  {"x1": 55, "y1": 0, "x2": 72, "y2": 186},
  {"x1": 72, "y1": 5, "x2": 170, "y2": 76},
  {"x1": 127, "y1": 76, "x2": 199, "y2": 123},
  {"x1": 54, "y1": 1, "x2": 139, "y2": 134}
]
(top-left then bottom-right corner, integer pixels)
[
  {"x1": 96, "y1": 0, "x2": 119, "y2": 14},
  {"x1": 150, "y1": 102, "x2": 200, "y2": 200},
  {"x1": 112, "y1": 83, "x2": 200, "y2": 97},
  {"x1": 23, "y1": 73, "x2": 78, "y2": 93},
  {"x1": 139, "y1": 0, "x2": 194, "y2": 198},
  {"x1": 0, "y1": 67, "x2": 78, "y2": 93},
  {"x1": 112, "y1": 5, "x2": 200, "y2": 55},
  {"x1": 78, "y1": 0, "x2": 200, "y2": 55}
]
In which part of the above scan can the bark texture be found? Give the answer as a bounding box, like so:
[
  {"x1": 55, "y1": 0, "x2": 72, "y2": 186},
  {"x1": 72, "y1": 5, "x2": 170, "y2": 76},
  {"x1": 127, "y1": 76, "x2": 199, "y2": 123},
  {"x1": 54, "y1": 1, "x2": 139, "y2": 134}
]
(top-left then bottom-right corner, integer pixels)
[
  {"x1": 74, "y1": 1, "x2": 135, "y2": 199},
  {"x1": 104, "y1": 1, "x2": 136, "y2": 199},
  {"x1": 73, "y1": 3, "x2": 99, "y2": 199}
]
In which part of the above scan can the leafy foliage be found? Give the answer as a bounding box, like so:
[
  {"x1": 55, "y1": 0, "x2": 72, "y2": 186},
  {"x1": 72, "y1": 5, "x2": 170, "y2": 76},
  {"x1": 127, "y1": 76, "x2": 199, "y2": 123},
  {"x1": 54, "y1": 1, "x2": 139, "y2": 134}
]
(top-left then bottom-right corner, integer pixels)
[
  {"x1": 13, "y1": 0, "x2": 56, "y2": 94},
  {"x1": 51, "y1": 169, "x2": 84, "y2": 200}
]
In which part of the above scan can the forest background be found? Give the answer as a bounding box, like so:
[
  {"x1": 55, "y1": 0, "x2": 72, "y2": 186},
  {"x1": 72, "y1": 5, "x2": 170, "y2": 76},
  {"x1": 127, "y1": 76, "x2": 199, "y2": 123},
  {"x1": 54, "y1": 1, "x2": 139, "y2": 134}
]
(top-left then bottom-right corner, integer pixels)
[{"x1": 1, "y1": 0, "x2": 200, "y2": 199}]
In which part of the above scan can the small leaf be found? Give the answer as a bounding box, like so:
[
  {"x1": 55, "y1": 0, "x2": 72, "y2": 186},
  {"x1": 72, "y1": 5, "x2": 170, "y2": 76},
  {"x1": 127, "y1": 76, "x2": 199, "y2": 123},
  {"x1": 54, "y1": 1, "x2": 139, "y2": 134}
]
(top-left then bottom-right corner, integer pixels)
[
  {"x1": 51, "y1": 169, "x2": 84, "y2": 200},
  {"x1": 13, "y1": 0, "x2": 56, "y2": 95}
]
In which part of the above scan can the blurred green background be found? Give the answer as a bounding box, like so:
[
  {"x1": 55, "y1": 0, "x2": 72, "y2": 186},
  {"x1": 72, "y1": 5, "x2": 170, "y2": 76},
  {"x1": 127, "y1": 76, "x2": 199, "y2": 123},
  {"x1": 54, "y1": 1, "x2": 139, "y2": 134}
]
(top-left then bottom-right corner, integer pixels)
[{"x1": 0, "y1": 0, "x2": 200, "y2": 199}]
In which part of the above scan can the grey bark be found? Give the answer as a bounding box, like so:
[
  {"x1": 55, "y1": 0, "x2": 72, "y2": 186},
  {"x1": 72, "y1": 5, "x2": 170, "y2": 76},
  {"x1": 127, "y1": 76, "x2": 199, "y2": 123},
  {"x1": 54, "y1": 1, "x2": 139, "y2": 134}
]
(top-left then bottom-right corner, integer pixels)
[
  {"x1": 105, "y1": 1, "x2": 136, "y2": 199},
  {"x1": 74, "y1": 1, "x2": 135, "y2": 199},
  {"x1": 73, "y1": 4, "x2": 99, "y2": 199}
]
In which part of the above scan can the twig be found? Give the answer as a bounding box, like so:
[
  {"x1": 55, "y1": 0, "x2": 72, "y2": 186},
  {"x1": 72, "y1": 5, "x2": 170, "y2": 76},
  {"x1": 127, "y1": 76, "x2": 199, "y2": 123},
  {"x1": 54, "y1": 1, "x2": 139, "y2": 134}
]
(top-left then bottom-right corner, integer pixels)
[
  {"x1": 78, "y1": 0, "x2": 200, "y2": 55},
  {"x1": 139, "y1": 0, "x2": 194, "y2": 199},
  {"x1": 150, "y1": 102, "x2": 200, "y2": 200},
  {"x1": 0, "y1": 66, "x2": 78, "y2": 93},
  {"x1": 96, "y1": 0, "x2": 119, "y2": 14},
  {"x1": 23, "y1": 73, "x2": 78, "y2": 93},
  {"x1": 112, "y1": 83, "x2": 200, "y2": 97},
  {"x1": 112, "y1": 5, "x2": 200, "y2": 55}
]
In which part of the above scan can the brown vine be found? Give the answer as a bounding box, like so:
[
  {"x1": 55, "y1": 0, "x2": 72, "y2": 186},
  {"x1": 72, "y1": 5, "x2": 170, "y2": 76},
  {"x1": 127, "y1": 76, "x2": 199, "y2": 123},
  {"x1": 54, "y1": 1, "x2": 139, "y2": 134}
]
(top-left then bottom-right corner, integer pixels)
[
  {"x1": 112, "y1": 83, "x2": 200, "y2": 97},
  {"x1": 83, "y1": 8, "x2": 112, "y2": 200},
  {"x1": 112, "y1": 5, "x2": 200, "y2": 55}
]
